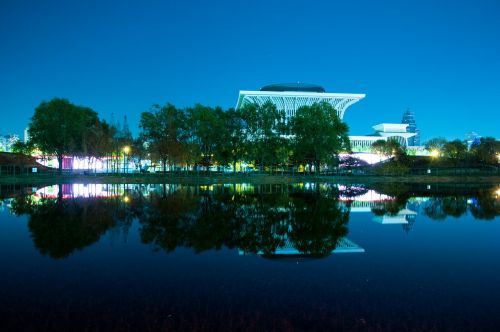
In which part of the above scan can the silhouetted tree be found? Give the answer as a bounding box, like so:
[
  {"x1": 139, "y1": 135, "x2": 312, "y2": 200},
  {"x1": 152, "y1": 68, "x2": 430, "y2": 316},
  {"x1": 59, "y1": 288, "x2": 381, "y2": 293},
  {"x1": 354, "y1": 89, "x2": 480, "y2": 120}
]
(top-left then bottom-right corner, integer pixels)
[
  {"x1": 291, "y1": 102, "x2": 349, "y2": 173},
  {"x1": 28, "y1": 98, "x2": 100, "y2": 172},
  {"x1": 140, "y1": 104, "x2": 186, "y2": 172}
]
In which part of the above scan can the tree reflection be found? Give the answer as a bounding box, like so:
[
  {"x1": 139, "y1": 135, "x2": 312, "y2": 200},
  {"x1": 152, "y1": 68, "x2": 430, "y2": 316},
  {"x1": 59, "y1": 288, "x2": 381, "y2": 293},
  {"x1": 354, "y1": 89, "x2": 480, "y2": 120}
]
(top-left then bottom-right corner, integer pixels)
[
  {"x1": 422, "y1": 191, "x2": 498, "y2": 221},
  {"x1": 469, "y1": 188, "x2": 500, "y2": 220},
  {"x1": 235, "y1": 188, "x2": 298, "y2": 256},
  {"x1": 137, "y1": 184, "x2": 197, "y2": 252},
  {"x1": 9, "y1": 182, "x2": 496, "y2": 259},
  {"x1": 10, "y1": 187, "x2": 133, "y2": 258},
  {"x1": 371, "y1": 196, "x2": 409, "y2": 216},
  {"x1": 289, "y1": 190, "x2": 349, "y2": 257},
  {"x1": 138, "y1": 184, "x2": 350, "y2": 258},
  {"x1": 423, "y1": 197, "x2": 458, "y2": 220}
]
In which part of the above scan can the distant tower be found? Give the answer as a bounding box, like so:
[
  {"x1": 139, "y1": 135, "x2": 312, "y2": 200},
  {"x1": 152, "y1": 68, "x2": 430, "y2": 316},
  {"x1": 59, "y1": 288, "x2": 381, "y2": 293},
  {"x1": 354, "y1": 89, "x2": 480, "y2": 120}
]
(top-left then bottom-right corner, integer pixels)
[
  {"x1": 465, "y1": 132, "x2": 481, "y2": 149},
  {"x1": 122, "y1": 115, "x2": 132, "y2": 139},
  {"x1": 401, "y1": 109, "x2": 420, "y2": 146},
  {"x1": 24, "y1": 128, "x2": 30, "y2": 143}
]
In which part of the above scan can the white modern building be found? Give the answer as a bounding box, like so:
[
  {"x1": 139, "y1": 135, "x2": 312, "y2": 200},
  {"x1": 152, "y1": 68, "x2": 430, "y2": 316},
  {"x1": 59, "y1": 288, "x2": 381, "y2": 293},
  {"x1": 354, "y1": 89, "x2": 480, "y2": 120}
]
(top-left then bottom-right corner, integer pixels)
[
  {"x1": 236, "y1": 83, "x2": 365, "y2": 120},
  {"x1": 349, "y1": 123, "x2": 417, "y2": 151}
]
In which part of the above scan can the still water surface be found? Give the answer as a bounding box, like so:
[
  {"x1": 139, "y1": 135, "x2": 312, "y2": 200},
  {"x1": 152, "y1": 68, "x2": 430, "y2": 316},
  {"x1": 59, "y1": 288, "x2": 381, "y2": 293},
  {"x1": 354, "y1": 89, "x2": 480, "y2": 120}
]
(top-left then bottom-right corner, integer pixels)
[{"x1": 0, "y1": 183, "x2": 499, "y2": 331}]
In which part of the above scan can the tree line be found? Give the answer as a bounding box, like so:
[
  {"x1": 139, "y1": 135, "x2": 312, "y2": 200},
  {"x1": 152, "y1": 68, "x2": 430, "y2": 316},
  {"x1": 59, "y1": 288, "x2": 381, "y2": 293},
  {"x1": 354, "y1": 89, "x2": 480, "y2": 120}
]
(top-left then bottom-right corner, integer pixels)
[
  {"x1": 13, "y1": 97, "x2": 499, "y2": 174},
  {"x1": 424, "y1": 137, "x2": 499, "y2": 165},
  {"x1": 9, "y1": 183, "x2": 350, "y2": 258},
  {"x1": 369, "y1": 136, "x2": 499, "y2": 165},
  {"x1": 15, "y1": 98, "x2": 350, "y2": 173},
  {"x1": 8, "y1": 183, "x2": 499, "y2": 259}
]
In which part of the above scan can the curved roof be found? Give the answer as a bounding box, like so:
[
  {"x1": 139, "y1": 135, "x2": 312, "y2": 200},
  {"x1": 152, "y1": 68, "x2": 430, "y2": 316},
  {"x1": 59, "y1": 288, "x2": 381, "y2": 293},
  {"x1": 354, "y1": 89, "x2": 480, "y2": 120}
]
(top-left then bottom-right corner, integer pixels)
[{"x1": 260, "y1": 82, "x2": 325, "y2": 93}]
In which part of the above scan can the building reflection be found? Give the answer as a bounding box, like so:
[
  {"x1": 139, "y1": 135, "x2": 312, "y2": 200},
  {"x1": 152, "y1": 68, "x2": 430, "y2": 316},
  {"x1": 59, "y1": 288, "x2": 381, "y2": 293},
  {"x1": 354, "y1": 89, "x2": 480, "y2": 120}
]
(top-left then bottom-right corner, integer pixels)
[
  {"x1": 1, "y1": 183, "x2": 498, "y2": 259},
  {"x1": 372, "y1": 209, "x2": 417, "y2": 225},
  {"x1": 238, "y1": 237, "x2": 364, "y2": 256}
]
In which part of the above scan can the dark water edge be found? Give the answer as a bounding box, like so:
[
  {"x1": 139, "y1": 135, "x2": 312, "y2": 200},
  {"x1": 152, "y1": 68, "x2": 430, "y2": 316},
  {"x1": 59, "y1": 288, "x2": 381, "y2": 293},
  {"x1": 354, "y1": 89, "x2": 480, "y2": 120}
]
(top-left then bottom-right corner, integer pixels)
[
  {"x1": 0, "y1": 173, "x2": 499, "y2": 187},
  {"x1": 0, "y1": 182, "x2": 499, "y2": 332}
]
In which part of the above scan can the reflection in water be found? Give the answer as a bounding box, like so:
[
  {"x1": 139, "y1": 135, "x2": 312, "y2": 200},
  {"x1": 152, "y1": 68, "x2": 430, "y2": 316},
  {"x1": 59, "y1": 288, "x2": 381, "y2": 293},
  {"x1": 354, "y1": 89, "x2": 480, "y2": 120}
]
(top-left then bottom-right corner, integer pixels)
[
  {"x1": 138, "y1": 184, "x2": 354, "y2": 258},
  {"x1": 372, "y1": 208, "x2": 417, "y2": 224},
  {"x1": 3, "y1": 183, "x2": 499, "y2": 259},
  {"x1": 10, "y1": 184, "x2": 133, "y2": 258}
]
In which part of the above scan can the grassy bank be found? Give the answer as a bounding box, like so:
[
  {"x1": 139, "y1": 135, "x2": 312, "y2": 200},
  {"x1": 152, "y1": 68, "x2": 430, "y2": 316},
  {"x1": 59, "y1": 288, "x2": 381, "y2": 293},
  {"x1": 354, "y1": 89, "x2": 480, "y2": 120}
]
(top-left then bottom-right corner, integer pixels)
[{"x1": 0, "y1": 173, "x2": 499, "y2": 186}]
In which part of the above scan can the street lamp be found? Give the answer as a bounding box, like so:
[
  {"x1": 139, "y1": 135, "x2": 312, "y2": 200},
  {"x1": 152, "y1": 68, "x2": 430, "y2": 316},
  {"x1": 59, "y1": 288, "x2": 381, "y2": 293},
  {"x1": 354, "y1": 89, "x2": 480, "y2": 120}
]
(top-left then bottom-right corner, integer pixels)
[
  {"x1": 430, "y1": 149, "x2": 440, "y2": 158},
  {"x1": 122, "y1": 146, "x2": 131, "y2": 173}
]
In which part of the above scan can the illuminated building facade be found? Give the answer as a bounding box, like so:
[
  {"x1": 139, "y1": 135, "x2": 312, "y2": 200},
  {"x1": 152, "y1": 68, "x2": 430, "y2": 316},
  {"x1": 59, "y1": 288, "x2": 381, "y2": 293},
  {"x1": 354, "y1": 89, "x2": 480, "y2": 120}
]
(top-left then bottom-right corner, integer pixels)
[
  {"x1": 236, "y1": 83, "x2": 365, "y2": 120},
  {"x1": 349, "y1": 123, "x2": 417, "y2": 152}
]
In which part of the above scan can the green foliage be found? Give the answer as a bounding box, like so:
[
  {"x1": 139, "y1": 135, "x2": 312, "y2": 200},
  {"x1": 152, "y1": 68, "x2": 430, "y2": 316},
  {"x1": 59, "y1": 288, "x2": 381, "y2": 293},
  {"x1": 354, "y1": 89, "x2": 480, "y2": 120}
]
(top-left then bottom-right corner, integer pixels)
[
  {"x1": 291, "y1": 102, "x2": 349, "y2": 172},
  {"x1": 217, "y1": 108, "x2": 247, "y2": 171},
  {"x1": 82, "y1": 120, "x2": 116, "y2": 159},
  {"x1": 140, "y1": 103, "x2": 186, "y2": 172},
  {"x1": 425, "y1": 137, "x2": 447, "y2": 151},
  {"x1": 28, "y1": 98, "x2": 101, "y2": 172},
  {"x1": 371, "y1": 139, "x2": 406, "y2": 157},
  {"x1": 186, "y1": 104, "x2": 226, "y2": 170},
  {"x1": 240, "y1": 101, "x2": 289, "y2": 171},
  {"x1": 373, "y1": 161, "x2": 410, "y2": 175},
  {"x1": 371, "y1": 139, "x2": 388, "y2": 156},
  {"x1": 442, "y1": 140, "x2": 467, "y2": 162},
  {"x1": 470, "y1": 137, "x2": 500, "y2": 165},
  {"x1": 11, "y1": 140, "x2": 34, "y2": 155}
]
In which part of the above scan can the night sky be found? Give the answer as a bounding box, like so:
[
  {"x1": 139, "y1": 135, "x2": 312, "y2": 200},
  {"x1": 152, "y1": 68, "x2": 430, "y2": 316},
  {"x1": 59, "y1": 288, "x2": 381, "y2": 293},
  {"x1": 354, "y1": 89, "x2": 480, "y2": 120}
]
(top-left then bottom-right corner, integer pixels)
[{"x1": 1, "y1": 0, "x2": 499, "y2": 141}]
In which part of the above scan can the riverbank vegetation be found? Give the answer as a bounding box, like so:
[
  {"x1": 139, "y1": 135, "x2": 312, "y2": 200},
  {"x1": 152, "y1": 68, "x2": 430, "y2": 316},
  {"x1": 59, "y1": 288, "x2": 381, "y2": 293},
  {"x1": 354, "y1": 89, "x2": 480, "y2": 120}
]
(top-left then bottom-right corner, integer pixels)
[
  {"x1": 12, "y1": 98, "x2": 351, "y2": 174},
  {"x1": 7, "y1": 98, "x2": 500, "y2": 176},
  {"x1": 369, "y1": 137, "x2": 499, "y2": 175}
]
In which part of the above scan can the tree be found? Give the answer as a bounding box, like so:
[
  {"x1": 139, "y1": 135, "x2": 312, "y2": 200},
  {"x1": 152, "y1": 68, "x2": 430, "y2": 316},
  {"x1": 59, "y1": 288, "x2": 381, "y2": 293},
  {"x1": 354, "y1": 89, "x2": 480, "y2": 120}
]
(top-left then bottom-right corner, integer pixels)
[
  {"x1": 28, "y1": 98, "x2": 99, "y2": 173},
  {"x1": 186, "y1": 104, "x2": 226, "y2": 171},
  {"x1": 218, "y1": 108, "x2": 247, "y2": 172},
  {"x1": 371, "y1": 139, "x2": 388, "y2": 156},
  {"x1": 11, "y1": 140, "x2": 34, "y2": 155},
  {"x1": 371, "y1": 139, "x2": 407, "y2": 162},
  {"x1": 240, "y1": 101, "x2": 288, "y2": 172},
  {"x1": 470, "y1": 137, "x2": 500, "y2": 165},
  {"x1": 131, "y1": 137, "x2": 148, "y2": 172},
  {"x1": 81, "y1": 120, "x2": 115, "y2": 172},
  {"x1": 140, "y1": 104, "x2": 186, "y2": 172},
  {"x1": 425, "y1": 137, "x2": 447, "y2": 153},
  {"x1": 291, "y1": 102, "x2": 350, "y2": 173},
  {"x1": 442, "y1": 140, "x2": 468, "y2": 163}
]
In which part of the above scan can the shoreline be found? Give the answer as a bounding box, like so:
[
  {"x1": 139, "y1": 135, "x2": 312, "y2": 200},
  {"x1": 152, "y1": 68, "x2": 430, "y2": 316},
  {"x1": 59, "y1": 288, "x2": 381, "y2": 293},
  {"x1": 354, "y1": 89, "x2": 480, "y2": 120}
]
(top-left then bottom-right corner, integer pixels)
[{"x1": 0, "y1": 173, "x2": 499, "y2": 185}]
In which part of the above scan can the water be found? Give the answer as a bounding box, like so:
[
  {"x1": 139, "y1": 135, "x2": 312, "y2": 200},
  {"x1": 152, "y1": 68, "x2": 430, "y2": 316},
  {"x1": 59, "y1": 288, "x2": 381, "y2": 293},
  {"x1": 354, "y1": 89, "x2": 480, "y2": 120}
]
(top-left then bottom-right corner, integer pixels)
[{"x1": 0, "y1": 182, "x2": 499, "y2": 331}]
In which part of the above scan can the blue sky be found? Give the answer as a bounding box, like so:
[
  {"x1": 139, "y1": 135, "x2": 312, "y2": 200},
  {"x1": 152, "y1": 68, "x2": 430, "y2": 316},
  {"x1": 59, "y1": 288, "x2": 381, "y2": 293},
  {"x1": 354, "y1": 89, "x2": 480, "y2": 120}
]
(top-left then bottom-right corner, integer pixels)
[{"x1": 1, "y1": 0, "x2": 499, "y2": 141}]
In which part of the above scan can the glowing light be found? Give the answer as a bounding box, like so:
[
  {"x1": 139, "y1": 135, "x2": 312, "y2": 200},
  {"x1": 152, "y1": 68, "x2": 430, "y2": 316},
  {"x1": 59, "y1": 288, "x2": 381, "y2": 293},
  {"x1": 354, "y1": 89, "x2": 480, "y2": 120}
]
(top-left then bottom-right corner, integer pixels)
[
  {"x1": 35, "y1": 184, "x2": 120, "y2": 198},
  {"x1": 123, "y1": 196, "x2": 130, "y2": 203},
  {"x1": 430, "y1": 149, "x2": 440, "y2": 158},
  {"x1": 339, "y1": 152, "x2": 390, "y2": 165},
  {"x1": 31, "y1": 148, "x2": 42, "y2": 156},
  {"x1": 123, "y1": 146, "x2": 131, "y2": 154}
]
